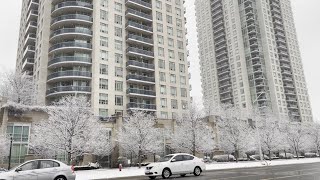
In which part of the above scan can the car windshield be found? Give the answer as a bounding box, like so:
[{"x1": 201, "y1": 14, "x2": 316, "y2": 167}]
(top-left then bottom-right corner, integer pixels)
[{"x1": 158, "y1": 155, "x2": 173, "y2": 162}]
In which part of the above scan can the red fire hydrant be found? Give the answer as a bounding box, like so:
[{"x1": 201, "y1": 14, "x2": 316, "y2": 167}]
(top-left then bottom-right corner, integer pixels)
[{"x1": 119, "y1": 163, "x2": 122, "y2": 171}]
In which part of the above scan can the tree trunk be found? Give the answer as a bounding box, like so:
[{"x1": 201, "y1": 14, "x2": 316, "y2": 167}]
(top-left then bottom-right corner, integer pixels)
[
  {"x1": 317, "y1": 147, "x2": 320, "y2": 158},
  {"x1": 130, "y1": 152, "x2": 133, "y2": 167},
  {"x1": 138, "y1": 149, "x2": 142, "y2": 169},
  {"x1": 67, "y1": 152, "x2": 72, "y2": 165},
  {"x1": 295, "y1": 147, "x2": 299, "y2": 160},
  {"x1": 192, "y1": 130, "x2": 196, "y2": 156},
  {"x1": 284, "y1": 150, "x2": 287, "y2": 159},
  {"x1": 268, "y1": 150, "x2": 272, "y2": 161},
  {"x1": 235, "y1": 150, "x2": 238, "y2": 163}
]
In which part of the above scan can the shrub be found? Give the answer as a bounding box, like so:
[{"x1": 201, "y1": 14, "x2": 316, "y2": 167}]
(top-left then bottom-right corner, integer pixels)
[{"x1": 212, "y1": 155, "x2": 235, "y2": 162}]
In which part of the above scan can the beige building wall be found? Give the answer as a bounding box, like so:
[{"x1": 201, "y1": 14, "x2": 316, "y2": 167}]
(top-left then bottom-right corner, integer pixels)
[{"x1": 16, "y1": 0, "x2": 191, "y2": 119}]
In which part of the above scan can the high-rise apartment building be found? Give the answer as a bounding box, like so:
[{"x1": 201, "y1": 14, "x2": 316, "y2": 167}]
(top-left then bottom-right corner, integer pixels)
[
  {"x1": 16, "y1": 0, "x2": 190, "y2": 119},
  {"x1": 195, "y1": 0, "x2": 312, "y2": 122}
]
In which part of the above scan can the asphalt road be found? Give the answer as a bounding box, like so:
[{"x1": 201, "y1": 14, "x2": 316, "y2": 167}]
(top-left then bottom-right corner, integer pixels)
[{"x1": 106, "y1": 162, "x2": 320, "y2": 180}]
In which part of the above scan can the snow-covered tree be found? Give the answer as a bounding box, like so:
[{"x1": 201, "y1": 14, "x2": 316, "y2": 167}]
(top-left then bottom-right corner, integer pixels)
[
  {"x1": 30, "y1": 96, "x2": 113, "y2": 165},
  {"x1": 170, "y1": 104, "x2": 215, "y2": 155},
  {"x1": 256, "y1": 113, "x2": 283, "y2": 160},
  {"x1": 0, "y1": 70, "x2": 35, "y2": 105},
  {"x1": 217, "y1": 106, "x2": 254, "y2": 162},
  {"x1": 117, "y1": 110, "x2": 163, "y2": 168},
  {"x1": 283, "y1": 121, "x2": 309, "y2": 159},
  {"x1": 0, "y1": 133, "x2": 9, "y2": 164},
  {"x1": 305, "y1": 122, "x2": 320, "y2": 155}
]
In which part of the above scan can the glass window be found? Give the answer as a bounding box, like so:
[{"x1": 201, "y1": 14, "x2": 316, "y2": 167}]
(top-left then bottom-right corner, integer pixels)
[
  {"x1": 183, "y1": 155, "x2": 194, "y2": 161},
  {"x1": 115, "y1": 96, "x2": 123, "y2": 106},
  {"x1": 99, "y1": 78, "x2": 108, "y2": 89},
  {"x1": 99, "y1": 93, "x2": 108, "y2": 104},
  {"x1": 40, "y1": 160, "x2": 59, "y2": 169},
  {"x1": 100, "y1": 64, "x2": 108, "y2": 75},
  {"x1": 173, "y1": 155, "x2": 183, "y2": 161},
  {"x1": 20, "y1": 161, "x2": 38, "y2": 171},
  {"x1": 115, "y1": 81, "x2": 123, "y2": 91},
  {"x1": 99, "y1": 109, "x2": 108, "y2": 117}
]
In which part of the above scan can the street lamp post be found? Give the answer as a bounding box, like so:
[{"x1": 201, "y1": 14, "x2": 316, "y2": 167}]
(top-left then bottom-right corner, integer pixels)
[{"x1": 8, "y1": 134, "x2": 13, "y2": 170}]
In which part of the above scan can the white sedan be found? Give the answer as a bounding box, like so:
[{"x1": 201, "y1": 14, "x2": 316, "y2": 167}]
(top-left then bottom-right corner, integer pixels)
[
  {"x1": 145, "y1": 153, "x2": 206, "y2": 179},
  {"x1": 0, "y1": 159, "x2": 76, "y2": 180}
]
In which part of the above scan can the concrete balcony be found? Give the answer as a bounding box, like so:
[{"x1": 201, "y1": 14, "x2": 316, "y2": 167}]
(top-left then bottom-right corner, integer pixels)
[
  {"x1": 26, "y1": 10, "x2": 38, "y2": 22},
  {"x1": 27, "y1": 0, "x2": 39, "y2": 11},
  {"x1": 126, "y1": 34, "x2": 153, "y2": 46},
  {"x1": 46, "y1": 86, "x2": 91, "y2": 97},
  {"x1": 25, "y1": 21, "x2": 37, "y2": 34},
  {"x1": 47, "y1": 70, "x2": 92, "y2": 82},
  {"x1": 127, "y1": 102, "x2": 156, "y2": 111},
  {"x1": 126, "y1": 21, "x2": 153, "y2": 34},
  {"x1": 126, "y1": 47, "x2": 154, "y2": 59},
  {"x1": 50, "y1": 27, "x2": 92, "y2": 42},
  {"x1": 126, "y1": 60, "x2": 155, "y2": 71},
  {"x1": 49, "y1": 41, "x2": 92, "y2": 54},
  {"x1": 22, "y1": 45, "x2": 35, "y2": 59},
  {"x1": 22, "y1": 58, "x2": 34, "y2": 71},
  {"x1": 51, "y1": 1, "x2": 93, "y2": 15},
  {"x1": 125, "y1": 9, "x2": 152, "y2": 22},
  {"x1": 48, "y1": 56, "x2": 92, "y2": 68},
  {"x1": 24, "y1": 33, "x2": 36, "y2": 47},
  {"x1": 127, "y1": 88, "x2": 156, "y2": 98},
  {"x1": 126, "y1": 74, "x2": 155, "y2": 85},
  {"x1": 125, "y1": 0, "x2": 152, "y2": 10},
  {"x1": 51, "y1": 14, "x2": 93, "y2": 28}
]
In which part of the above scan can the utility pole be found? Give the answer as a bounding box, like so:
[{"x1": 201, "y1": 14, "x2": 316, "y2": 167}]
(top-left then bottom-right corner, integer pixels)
[{"x1": 8, "y1": 134, "x2": 13, "y2": 170}]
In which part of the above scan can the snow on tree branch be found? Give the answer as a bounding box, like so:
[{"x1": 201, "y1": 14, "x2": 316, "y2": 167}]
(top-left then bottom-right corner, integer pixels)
[
  {"x1": 0, "y1": 70, "x2": 35, "y2": 105},
  {"x1": 117, "y1": 110, "x2": 163, "y2": 168},
  {"x1": 29, "y1": 96, "x2": 113, "y2": 164},
  {"x1": 170, "y1": 103, "x2": 216, "y2": 155}
]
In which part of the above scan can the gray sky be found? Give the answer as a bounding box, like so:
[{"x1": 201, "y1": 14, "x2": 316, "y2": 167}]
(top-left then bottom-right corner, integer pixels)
[{"x1": 0, "y1": 0, "x2": 319, "y2": 119}]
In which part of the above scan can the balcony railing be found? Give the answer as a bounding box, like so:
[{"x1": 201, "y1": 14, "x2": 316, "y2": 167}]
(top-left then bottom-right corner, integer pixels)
[
  {"x1": 126, "y1": 21, "x2": 153, "y2": 32},
  {"x1": 47, "y1": 86, "x2": 91, "y2": 95},
  {"x1": 47, "y1": 70, "x2": 92, "y2": 80},
  {"x1": 127, "y1": 34, "x2": 153, "y2": 44},
  {"x1": 127, "y1": 88, "x2": 156, "y2": 96},
  {"x1": 127, "y1": 102, "x2": 156, "y2": 110},
  {"x1": 126, "y1": 9, "x2": 152, "y2": 21},
  {"x1": 125, "y1": 0, "x2": 152, "y2": 9},
  {"x1": 50, "y1": 27, "x2": 92, "y2": 38},
  {"x1": 126, "y1": 74, "x2": 155, "y2": 83},
  {"x1": 126, "y1": 47, "x2": 154, "y2": 57},
  {"x1": 52, "y1": 1, "x2": 93, "y2": 12},
  {"x1": 48, "y1": 56, "x2": 92, "y2": 66},
  {"x1": 51, "y1": 14, "x2": 93, "y2": 25},
  {"x1": 126, "y1": 60, "x2": 154, "y2": 70},
  {"x1": 49, "y1": 42, "x2": 92, "y2": 52}
]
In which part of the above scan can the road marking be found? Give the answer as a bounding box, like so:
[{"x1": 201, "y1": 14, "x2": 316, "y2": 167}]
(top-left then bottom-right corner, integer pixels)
[{"x1": 262, "y1": 171, "x2": 320, "y2": 180}]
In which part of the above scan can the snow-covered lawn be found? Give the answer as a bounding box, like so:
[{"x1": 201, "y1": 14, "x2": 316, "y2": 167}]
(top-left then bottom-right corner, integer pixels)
[{"x1": 75, "y1": 158, "x2": 320, "y2": 180}]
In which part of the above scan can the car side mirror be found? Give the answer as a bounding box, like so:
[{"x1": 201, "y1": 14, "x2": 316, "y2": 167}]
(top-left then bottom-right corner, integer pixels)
[
  {"x1": 171, "y1": 159, "x2": 176, "y2": 162},
  {"x1": 15, "y1": 167, "x2": 22, "y2": 172}
]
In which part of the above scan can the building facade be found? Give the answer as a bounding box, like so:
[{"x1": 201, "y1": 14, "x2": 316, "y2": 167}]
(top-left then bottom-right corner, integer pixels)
[
  {"x1": 195, "y1": 0, "x2": 313, "y2": 122},
  {"x1": 16, "y1": 0, "x2": 190, "y2": 119}
]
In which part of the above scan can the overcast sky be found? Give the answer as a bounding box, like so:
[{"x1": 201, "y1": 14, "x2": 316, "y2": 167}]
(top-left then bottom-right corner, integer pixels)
[{"x1": 0, "y1": 0, "x2": 319, "y2": 119}]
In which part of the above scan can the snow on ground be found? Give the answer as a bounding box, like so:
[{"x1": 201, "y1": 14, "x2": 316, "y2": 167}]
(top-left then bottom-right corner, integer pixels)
[{"x1": 75, "y1": 158, "x2": 320, "y2": 180}]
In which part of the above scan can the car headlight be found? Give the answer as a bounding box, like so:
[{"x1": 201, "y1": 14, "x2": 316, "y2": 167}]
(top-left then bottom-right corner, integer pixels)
[{"x1": 146, "y1": 166, "x2": 153, "y2": 170}]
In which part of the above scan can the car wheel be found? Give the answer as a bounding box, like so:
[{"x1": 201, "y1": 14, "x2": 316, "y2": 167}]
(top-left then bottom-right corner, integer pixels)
[
  {"x1": 180, "y1": 174, "x2": 186, "y2": 177},
  {"x1": 148, "y1": 176, "x2": 156, "y2": 179},
  {"x1": 162, "y1": 168, "x2": 171, "y2": 179},
  {"x1": 193, "y1": 166, "x2": 202, "y2": 176},
  {"x1": 54, "y1": 176, "x2": 67, "y2": 180}
]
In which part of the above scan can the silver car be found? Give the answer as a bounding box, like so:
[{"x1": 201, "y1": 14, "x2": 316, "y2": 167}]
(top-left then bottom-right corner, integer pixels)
[{"x1": 0, "y1": 159, "x2": 76, "y2": 180}]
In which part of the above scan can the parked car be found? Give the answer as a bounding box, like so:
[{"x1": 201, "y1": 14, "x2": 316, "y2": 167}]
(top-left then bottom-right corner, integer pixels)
[
  {"x1": 145, "y1": 153, "x2": 206, "y2": 179},
  {"x1": 88, "y1": 162, "x2": 101, "y2": 169},
  {"x1": 0, "y1": 159, "x2": 76, "y2": 180},
  {"x1": 0, "y1": 167, "x2": 7, "y2": 173}
]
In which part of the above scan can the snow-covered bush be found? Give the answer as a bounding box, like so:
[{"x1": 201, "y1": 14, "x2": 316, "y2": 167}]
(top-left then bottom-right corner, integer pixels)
[
  {"x1": 212, "y1": 155, "x2": 235, "y2": 162},
  {"x1": 304, "y1": 153, "x2": 317, "y2": 158},
  {"x1": 279, "y1": 153, "x2": 294, "y2": 159}
]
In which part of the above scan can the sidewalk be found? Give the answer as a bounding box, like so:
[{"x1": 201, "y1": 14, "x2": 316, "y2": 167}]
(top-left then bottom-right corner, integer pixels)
[{"x1": 75, "y1": 158, "x2": 320, "y2": 180}]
